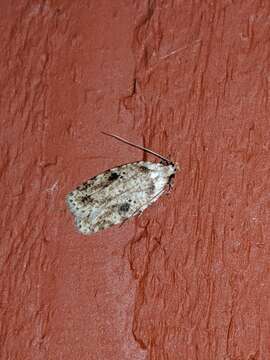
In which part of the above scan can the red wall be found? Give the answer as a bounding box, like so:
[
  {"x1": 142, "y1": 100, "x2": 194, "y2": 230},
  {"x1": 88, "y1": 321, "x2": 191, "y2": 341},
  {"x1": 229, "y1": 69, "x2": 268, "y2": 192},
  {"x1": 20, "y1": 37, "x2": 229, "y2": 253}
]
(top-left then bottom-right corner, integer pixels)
[{"x1": 1, "y1": 1, "x2": 269, "y2": 359}]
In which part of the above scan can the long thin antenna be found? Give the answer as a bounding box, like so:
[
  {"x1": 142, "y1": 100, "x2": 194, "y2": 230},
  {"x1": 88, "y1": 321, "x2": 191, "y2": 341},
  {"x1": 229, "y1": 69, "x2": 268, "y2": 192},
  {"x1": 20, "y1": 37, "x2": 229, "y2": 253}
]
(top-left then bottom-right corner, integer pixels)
[{"x1": 101, "y1": 131, "x2": 172, "y2": 164}]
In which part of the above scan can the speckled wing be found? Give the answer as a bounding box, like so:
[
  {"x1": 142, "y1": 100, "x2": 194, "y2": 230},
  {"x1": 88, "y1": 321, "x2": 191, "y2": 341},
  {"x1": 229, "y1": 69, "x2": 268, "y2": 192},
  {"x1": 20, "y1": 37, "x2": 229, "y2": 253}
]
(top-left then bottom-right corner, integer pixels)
[{"x1": 66, "y1": 161, "x2": 176, "y2": 235}]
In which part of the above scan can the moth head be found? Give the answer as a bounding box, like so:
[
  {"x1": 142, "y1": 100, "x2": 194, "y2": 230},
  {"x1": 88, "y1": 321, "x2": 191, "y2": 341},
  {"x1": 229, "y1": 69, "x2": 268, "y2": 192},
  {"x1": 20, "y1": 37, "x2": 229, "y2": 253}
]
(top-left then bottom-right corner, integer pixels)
[
  {"x1": 172, "y1": 162, "x2": 180, "y2": 173},
  {"x1": 164, "y1": 161, "x2": 179, "y2": 174},
  {"x1": 166, "y1": 162, "x2": 179, "y2": 187}
]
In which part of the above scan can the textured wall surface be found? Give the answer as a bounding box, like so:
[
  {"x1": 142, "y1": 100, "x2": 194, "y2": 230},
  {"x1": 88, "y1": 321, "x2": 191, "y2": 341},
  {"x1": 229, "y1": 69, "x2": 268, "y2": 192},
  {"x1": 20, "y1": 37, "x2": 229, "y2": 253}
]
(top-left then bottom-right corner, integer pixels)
[{"x1": 1, "y1": 1, "x2": 269, "y2": 360}]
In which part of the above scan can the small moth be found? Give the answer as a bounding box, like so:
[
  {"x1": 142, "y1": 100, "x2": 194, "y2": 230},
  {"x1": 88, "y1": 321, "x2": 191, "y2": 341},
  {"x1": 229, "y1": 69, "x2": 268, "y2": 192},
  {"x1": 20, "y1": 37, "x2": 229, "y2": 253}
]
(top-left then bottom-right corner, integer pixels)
[{"x1": 66, "y1": 132, "x2": 178, "y2": 235}]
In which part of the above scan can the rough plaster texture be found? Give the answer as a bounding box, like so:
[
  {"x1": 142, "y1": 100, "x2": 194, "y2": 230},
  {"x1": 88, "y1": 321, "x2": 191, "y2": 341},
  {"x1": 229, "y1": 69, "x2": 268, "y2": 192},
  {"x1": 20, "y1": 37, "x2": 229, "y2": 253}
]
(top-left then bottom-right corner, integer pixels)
[{"x1": 1, "y1": 1, "x2": 270, "y2": 360}]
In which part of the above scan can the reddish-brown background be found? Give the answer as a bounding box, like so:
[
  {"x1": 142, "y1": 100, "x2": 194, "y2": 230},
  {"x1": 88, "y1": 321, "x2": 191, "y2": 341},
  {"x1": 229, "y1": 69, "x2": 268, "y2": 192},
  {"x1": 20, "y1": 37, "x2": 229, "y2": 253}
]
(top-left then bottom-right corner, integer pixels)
[{"x1": 1, "y1": 1, "x2": 269, "y2": 359}]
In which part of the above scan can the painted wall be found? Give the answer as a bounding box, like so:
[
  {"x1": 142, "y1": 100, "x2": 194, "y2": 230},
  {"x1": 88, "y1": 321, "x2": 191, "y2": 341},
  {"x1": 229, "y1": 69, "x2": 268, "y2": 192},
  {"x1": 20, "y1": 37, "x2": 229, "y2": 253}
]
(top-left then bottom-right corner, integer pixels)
[{"x1": 1, "y1": 1, "x2": 269, "y2": 359}]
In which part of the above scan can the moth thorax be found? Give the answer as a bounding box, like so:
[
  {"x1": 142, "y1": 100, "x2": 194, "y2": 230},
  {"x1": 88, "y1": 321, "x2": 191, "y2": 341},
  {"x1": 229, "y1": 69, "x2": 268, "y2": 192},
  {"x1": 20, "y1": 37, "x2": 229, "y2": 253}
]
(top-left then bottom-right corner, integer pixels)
[{"x1": 166, "y1": 163, "x2": 177, "y2": 176}]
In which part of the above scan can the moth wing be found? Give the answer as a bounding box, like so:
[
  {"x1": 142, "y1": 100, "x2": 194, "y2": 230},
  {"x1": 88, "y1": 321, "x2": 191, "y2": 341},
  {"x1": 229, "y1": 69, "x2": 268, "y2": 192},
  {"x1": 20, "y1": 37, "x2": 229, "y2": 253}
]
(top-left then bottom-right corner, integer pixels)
[
  {"x1": 73, "y1": 179, "x2": 160, "y2": 235},
  {"x1": 66, "y1": 165, "x2": 127, "y2": 218},
  {"x1": 67, "y1": 163, "x2": 142, "y2": 217},
  {"x1": 67, "y1": 162, "x2": 175, "y2": 235}
]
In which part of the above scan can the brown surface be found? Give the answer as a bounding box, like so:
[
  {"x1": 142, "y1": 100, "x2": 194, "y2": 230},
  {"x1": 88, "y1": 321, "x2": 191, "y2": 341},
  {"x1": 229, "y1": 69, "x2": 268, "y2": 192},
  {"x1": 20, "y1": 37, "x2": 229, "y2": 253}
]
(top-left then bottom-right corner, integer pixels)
[{"x1": 1, "y1": 1, "x2": 269, "y2": 360}]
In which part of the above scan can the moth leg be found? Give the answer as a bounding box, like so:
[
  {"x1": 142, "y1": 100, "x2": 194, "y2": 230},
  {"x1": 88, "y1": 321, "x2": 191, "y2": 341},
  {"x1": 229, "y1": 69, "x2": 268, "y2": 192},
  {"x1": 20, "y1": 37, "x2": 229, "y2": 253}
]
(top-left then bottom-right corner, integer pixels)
[{"x1": 166, "y1": 183, "x2": 173, "y2": 194}]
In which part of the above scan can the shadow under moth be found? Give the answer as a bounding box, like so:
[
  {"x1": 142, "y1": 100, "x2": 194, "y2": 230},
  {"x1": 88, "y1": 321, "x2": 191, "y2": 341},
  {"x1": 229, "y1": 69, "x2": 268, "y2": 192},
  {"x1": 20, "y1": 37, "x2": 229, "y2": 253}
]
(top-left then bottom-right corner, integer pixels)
[{"x1": 66, "y1": 132, "x2": 178, "y2": 235}]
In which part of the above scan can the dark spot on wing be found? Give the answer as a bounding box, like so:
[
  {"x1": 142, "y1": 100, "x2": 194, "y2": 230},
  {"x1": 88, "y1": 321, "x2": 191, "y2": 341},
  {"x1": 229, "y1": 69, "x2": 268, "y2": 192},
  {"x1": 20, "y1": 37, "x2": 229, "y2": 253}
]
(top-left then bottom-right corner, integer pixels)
[
  {"x1": 80, "y1": 195, "x2": 93, "y2": 205},
  {"x1": 147, "y1": 181, "x2": 155, "y2": 195},
  {"x1": 119, "y1": 202, "x2": 130, "y2": 214},
  {"x1": 108, "y1": 172, "x2": 119, "y2": 181},
  {"x1": 78, "y1": 181, "x2": 91, "y2": 191},
  {"x1": 139, "y1": 165, "x2": 150, "y2": 173}
]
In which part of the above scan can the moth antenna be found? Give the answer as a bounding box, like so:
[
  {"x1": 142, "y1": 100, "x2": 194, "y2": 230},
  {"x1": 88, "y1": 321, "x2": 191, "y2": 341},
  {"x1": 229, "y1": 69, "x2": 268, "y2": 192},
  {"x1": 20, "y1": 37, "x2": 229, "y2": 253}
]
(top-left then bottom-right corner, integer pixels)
[{"x1": 101, "y1": 131, "x2": 173, "y2": 165}]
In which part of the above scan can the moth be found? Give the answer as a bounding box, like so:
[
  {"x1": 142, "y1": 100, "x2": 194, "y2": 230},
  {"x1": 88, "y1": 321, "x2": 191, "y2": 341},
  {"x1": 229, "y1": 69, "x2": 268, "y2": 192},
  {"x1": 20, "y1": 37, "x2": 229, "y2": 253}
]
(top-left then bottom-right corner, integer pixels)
[{"x1": 66, "y1": 132, "x2": 178, "y2": 235}]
